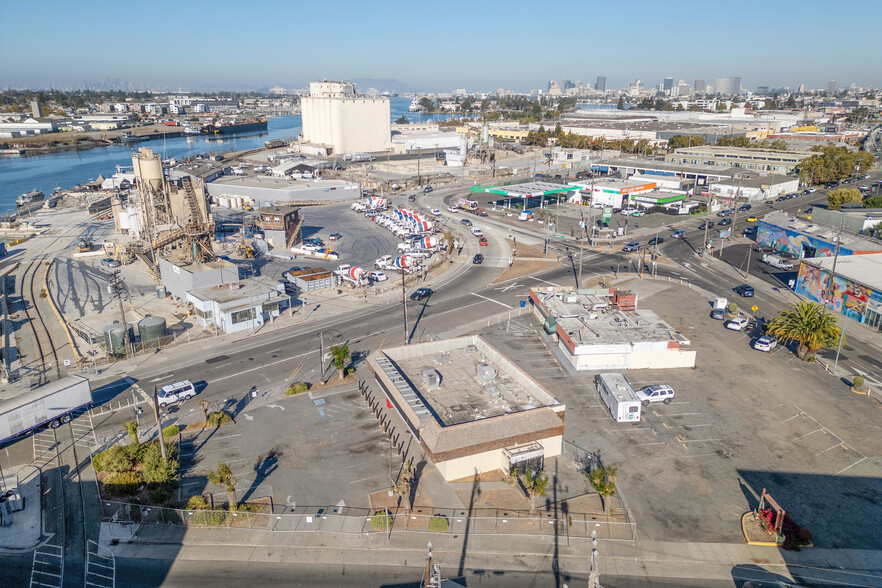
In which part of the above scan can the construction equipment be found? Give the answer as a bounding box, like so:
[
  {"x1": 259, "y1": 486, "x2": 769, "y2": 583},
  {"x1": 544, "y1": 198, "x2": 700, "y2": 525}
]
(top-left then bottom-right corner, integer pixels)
[
  {"x1": 77, "y1": 238, "x2": 93, "y2": 252},
  {"x1": 236, "y1": 244, "x2": 254, "y2": 258}
]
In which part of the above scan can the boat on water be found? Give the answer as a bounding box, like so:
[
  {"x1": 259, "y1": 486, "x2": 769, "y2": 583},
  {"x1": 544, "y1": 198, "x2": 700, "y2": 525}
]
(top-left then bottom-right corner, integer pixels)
[
  {"x1": 118, "y1": 132, "x2": 150, "y2": 144},
  {"x1": 408, "y1": 98, "x2": 423, "y2": 112},
  {"x1": 184, "y1": 124, "x2": 201, "y2": 135},
  {"x1": 201, "y1": 119, "x2": 268, "y2": 136},
  {"x1": 16, "y1": 189, "x2": 45, "y2": 207}
]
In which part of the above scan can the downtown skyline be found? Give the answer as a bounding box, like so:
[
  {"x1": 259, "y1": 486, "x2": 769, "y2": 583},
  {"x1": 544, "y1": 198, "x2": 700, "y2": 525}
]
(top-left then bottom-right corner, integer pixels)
[{"x1": 2, "y1": 0, "x2": 881, "y2": 92}]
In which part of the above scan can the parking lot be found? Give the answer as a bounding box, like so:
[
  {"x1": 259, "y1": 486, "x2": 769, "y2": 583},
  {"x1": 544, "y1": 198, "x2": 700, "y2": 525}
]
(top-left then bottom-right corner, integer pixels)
[
  {"x1": 479, "y1": 279, "x2": 882, "y2": 548},
  {"x1": 177, "y1": 385, "x2": 393, "y2": 509}
]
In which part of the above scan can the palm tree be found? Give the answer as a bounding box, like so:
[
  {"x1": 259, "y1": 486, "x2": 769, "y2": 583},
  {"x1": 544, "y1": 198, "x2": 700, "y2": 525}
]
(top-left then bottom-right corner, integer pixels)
[
  {"x1": 208, "y1": 463, "x2": 237, "y2": 510},
  {"x1": 765, "y1": 301, "x2": 842, "y2": 360}
]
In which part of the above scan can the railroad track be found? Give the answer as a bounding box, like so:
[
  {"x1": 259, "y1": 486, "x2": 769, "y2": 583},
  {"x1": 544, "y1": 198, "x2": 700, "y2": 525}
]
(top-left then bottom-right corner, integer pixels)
[{"x1": 19, "y1": 254, "x2": 61, "y2": 383}]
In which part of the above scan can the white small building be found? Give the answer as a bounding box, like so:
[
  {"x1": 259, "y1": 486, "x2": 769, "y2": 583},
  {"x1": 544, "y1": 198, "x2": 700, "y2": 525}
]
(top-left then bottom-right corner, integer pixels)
[
  {"x1": 0, "y1": 117, "x2": 60, "y2": 138},
  {"x1": 186, "y1": 279, "x2": 292, "y2": 335},
  {"x1": 709, "y1": 174, "x2": 798, "y2": 203}
]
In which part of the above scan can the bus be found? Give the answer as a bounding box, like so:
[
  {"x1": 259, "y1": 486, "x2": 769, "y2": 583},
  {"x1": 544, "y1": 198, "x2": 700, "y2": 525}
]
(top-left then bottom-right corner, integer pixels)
[{"x1": 457, "y1": 198, "x2": 478, "y2": 211}]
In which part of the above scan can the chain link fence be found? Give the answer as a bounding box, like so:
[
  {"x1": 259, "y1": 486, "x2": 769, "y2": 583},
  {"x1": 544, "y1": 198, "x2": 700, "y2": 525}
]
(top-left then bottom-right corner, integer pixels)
[{"x1": 100, "y1": 500, "x2": 635, "y2": 541}]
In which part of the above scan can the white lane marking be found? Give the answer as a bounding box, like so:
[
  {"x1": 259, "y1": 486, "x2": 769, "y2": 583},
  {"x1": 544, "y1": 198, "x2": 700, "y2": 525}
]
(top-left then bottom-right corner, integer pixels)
[
  {"x1": 208, "y1": 349, "x2": 314, "y2": 383},
  {"x1": 530, "y1": 276, "x2": 562, "y2": 286},
  {"x1": 470, "y1": 292, "x2": 512, "y2": 309}
]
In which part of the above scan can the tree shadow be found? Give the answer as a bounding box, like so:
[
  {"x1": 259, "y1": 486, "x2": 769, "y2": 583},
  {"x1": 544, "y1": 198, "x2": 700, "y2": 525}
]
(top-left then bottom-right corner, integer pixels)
[{"x1": 240, "y1": 448, "x2": 279, "y2": 503}]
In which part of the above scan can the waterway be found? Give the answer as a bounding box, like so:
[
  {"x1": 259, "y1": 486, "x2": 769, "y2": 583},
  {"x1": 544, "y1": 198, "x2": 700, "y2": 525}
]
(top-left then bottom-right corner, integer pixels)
[{"x1": 0, "y1": 97, "x2": 464, "y2": 213}]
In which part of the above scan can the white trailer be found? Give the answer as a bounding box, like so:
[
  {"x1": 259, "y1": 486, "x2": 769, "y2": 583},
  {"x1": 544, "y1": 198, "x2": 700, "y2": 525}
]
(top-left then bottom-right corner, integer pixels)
[
  {"x1": 594, "y1": 373, "x2": 641, "y2": 423},
  {"x1": 0, "y1": 375, "x2": 93, "y2": 443}
]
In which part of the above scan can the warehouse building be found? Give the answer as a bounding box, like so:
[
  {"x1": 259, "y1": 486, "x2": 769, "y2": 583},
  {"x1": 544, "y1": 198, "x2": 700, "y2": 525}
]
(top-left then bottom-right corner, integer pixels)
[
  {"x1": 666, "y1": 145, "x2": 810, "y2": 173},
  {"x1": 208, "y1": 175, "x2": 361, "y2": 205},
  {"x1": 794, "y1": 253, "x2": 882, "y2": 331},
  {"x1": 529, "y1": 287, "x2": 696, "y2": 371},
  {"x1": 368, "y1": 335, "x2": 565, "y2": 482},
  {"x1": 757, "y1": 211, "x2": 882, "y2": 259}
]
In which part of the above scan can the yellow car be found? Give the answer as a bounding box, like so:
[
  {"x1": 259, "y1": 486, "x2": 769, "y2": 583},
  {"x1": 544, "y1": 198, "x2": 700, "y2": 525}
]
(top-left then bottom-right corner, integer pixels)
[{"x1": 747, "y1": 216, "x2": 758, "y2": 222}]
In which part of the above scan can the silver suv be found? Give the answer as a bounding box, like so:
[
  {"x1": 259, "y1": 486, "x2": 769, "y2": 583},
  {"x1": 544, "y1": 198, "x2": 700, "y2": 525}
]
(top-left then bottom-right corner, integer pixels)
[{"x1": 635, "y1": 385, "x2": 675, "y2": 406}]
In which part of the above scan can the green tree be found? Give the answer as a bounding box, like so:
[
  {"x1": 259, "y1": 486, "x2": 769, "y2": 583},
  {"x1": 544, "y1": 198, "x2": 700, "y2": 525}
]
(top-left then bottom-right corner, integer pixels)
[
  {"x1": 867, "y1": 221, "x2": 882, "y2": 239},
  {"x1": 459, "y1": 97, "x2": 473, "y2": 112},
  {"x1": 418, "y1": 97, "x2": 434, "y2": 112},
  {"x1": 716, "y1": 102, "x2": 727, "y2": 111},
  {"x1": 586, "y1": 464, "x2": 618, "y2": 512},
  {"x1": 827, "y1": 188, "x2": 862, "y2": 210},
  {"x1": 521, "y1": 468, "x2": 550, "y2": 513},
  {"x1": 207, "y1": 463, "x2": 238, "y2": 509},
  {"x1": 395, "y1": 115, "x2": 409, "y2": 125},
  {"x1": 480, "y1": 98, "x2": 491, "y2": 111},
  {"x1": 331, "y1": 343, "x2": 350, "y2": 380},
  {"x1": 765, "y1": 301, "x2": 842, "y2": 360},
  {"x1": 863, "y1": 195, "x2": 882, "y2": 209},
  {"x1": 530, "y1": 101, "x2": 542, "y2": 117},
  {"x1": 616, "y1": 96, "x2": 624, "y2": 110},
  {"x1": 785, "y1": 94, "x2": 797, "y2": 108},
  {"x1": 124, "y1": 420, "x2": 139, "y2": 445}
]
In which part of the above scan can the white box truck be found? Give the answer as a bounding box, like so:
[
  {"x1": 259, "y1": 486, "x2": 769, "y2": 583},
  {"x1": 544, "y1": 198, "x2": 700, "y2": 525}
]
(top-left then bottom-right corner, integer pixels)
[
  {"x1": 0, "y1": 375, "x2": 93, "y2": 443},
  {"x1": 595, "y1": 373, "x2": 642, "y2": 423}
]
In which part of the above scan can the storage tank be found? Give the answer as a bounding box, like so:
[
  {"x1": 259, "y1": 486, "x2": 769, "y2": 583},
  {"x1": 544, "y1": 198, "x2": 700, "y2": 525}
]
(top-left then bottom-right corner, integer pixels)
[
  {"x1": 233, "y1": 196, "x2": 243, "y2": 208},
  {"x1": 131, "y1": 147, "x2": 164, "y2": 195},
  {"x1": 138, "y1": 315, "x2": 167, "y2": 349},
  {"x1": 219, "y1": 197, "x2": 231, "y2": 208},
  {"x1": 103, "y1": 321, "x2": 135, "y2": 356}
]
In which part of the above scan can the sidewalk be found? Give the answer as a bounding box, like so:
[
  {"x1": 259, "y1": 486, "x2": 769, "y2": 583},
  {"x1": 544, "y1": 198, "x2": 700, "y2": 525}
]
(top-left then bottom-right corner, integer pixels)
[
  {"x1": 0, "y1": 465, "x2": 43, "y2": 552},
  {"x1": 102, "y1": 520, "x2": 882, "y2": 586}
]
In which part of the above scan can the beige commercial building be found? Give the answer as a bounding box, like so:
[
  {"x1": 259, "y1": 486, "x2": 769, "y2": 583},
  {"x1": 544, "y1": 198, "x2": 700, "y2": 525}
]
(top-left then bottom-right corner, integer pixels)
[
  {"x1": 368, "y1": 335, "x2": 565, "y2": 482},
  {"x1": 300, "y1": 81, "x2": 391, "y2": 155},
  {"x1": 530, "y1": 287, "x2": 696, "y2": 371}
]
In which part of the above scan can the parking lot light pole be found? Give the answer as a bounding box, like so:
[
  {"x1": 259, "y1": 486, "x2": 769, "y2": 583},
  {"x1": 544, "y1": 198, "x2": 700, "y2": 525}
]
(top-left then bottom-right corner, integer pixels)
[{"x1": 151, "y1": 387, "x2": 167, "y2": 462}]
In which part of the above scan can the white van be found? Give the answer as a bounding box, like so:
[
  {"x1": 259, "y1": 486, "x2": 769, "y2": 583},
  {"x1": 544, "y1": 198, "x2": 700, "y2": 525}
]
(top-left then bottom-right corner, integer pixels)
[
  {"x1": 157, "y1": 380, "x2": 196, "y2": 407},
  {"x1": 595, "y1": 373, "x2": 642, "y2": 423}
]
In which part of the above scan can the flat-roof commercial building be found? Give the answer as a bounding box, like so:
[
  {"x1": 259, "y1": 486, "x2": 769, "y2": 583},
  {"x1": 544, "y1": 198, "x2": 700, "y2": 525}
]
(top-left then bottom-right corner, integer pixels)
[
  {"x1": 568, "y1": 178, "x2": 657, "y2": 208},
  {"x1": 709, "y1": 174, "x2": 798, "y2": 203},
  {"x1": 368, "y1": 335, "x2": 565, "y2": 482},
  {"x1": 529, "y1": 287, "x2": 696, "y2": 371},
  {"x1": 794, "y1": 253, "x2": 882, "y2": 332},
  {"x1": 757, "y1": 210, "x2": 882, "y2": 259},
  {"x1": 186, "y1": 277, "x2": 291, "y2": 335},
  {"x1": 666, "y1": 146, "x2": 811, "y2": 173},
  {"x1": 208, "y1": 176, "x2": 360, "y2": 205}
]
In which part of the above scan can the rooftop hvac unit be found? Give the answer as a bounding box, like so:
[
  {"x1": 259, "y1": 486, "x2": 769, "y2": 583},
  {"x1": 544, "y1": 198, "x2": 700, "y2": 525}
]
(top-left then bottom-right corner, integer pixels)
[
  {"x1": 422, "y1": 369, "x2": 441, "y2": 390},
  {"x1": 477, "y1": 363, "x2": 497, "y2": 382},
  {"x1": 434, "y1": 354, "x2": 452, "y2": 365},
  {"x1": 565, "y1": 294, "x2": 578, "y2": 304},
  {"x1": 465, "y1": 344, "x2": 478, "y2": 356}
]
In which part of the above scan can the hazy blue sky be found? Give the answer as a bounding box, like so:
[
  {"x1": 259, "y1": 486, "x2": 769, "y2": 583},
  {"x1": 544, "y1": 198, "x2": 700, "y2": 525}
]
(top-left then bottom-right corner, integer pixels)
[{"x1": 3, "y1": 0, "x2": 880, "y2": 92}]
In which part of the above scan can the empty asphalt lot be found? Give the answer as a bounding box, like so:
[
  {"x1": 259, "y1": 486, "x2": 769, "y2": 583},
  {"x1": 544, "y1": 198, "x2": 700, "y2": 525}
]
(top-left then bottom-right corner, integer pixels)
[{"x1": 482, "y1": 278, "x2": 882, "y2": 548}]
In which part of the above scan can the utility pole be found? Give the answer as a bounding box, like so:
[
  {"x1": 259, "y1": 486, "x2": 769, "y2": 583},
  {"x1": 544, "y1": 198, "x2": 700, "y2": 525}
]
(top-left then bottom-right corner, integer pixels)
[
  {"x1": 109, "y1": 271, "x2": 132, "y2": 357},
  {"x1": 578, "y1": 210, "x2": 585, "y2": 288},
  {"x1": 640, "y1": 237, "x2": 648, "y2": 278},
  {"x1": 401, "y1": 267, "x2": 408, "y2": 345},
  {"x1": 702, "y1": 188, "x2": 712, "y2": 258},
  {"x1": 151, "y1": 386, "x2": 167, "y2": 462},
  {"x1": 828, "y1": 221, "x2": 848, "y2": 375}
]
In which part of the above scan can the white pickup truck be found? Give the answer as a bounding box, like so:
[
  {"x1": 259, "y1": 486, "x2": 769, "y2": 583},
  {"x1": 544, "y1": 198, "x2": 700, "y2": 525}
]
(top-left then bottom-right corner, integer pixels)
[{"x1": 761, "y1": 254, "x2": 794, "y2": 270}]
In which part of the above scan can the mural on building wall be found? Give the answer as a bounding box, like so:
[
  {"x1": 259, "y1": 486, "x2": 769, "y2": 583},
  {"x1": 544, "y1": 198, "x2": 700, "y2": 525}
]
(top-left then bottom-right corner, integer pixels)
[
  {"x1": 795, "y1": 263, "x2": 880, "y2": 322},
  {"x1": 757, "y1": 222, "x2": 853, "y2": 258}
]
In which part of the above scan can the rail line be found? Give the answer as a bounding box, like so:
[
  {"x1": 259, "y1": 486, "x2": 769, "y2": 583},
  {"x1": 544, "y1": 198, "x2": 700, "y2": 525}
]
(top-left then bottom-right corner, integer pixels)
[{"x1": 18, "y1": 254, "x2": 60, "y2": 383}]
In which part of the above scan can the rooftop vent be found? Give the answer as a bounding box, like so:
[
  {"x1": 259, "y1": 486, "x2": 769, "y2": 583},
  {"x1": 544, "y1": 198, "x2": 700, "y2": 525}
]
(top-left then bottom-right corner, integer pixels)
[
  {"x1": 477, "y1": 363, "x2": 497, "y2": 382},
  {"x1": 422, "y1": 369, "x2": 441, "y2": 390},
  {"x1": 465, "y1": 344, "x2": 478, "y2": 356},
  {"x1": 434, "y1": 354, "x2": 452, "y2": 365}
]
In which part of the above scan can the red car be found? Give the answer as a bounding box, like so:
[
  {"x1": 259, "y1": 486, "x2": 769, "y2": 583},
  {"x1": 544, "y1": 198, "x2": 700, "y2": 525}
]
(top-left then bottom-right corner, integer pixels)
[{"x1": 478, "y1": 237, "x2": 488, "y2": 246}]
